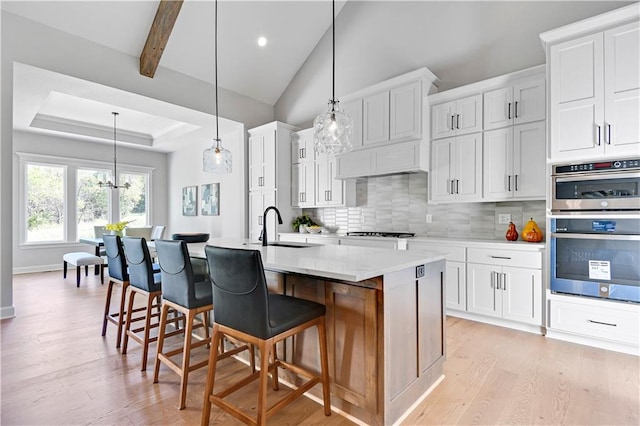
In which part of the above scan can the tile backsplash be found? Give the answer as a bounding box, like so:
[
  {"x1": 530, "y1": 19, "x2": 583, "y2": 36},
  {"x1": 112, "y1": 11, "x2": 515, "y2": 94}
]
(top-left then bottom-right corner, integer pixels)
[{"x1": 304, "y1": 173, "x2": 546, "y2": 240}]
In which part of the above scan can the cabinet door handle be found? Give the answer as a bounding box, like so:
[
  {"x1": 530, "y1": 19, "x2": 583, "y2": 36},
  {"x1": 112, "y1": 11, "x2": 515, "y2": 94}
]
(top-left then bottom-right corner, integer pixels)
[
  {"x1": 508, "y1": 102, "x2": 511, "y2": 120},
  {"x1": 514, "y1": 175, "x2": 519, "y2": 191},
  {"x1": 587, "y1": 319, "x2": 617, "y2": 327},
  {"x1": 456, "y1": 179, "x2": 460, "y2": 194},
  {"x1": 258, "y1": 215, "x2": 263, "y2": 226},
  {"x1": 490, "y1": 255, "x2": 512, "y2": 260},
  {"x1": 456, "y1": 114, "x2": 460, "y2": 129},
  {"x1": 596, "y1": 125, "x2": 601, "y2": 146},
  {"x1": 514, "y1": 101, "x2": 518, "y2": 118},
  {"x1": 607, "y1": 124, "x2": 612, "y2": 145},
  {"x1": 450, "y1": 115, "x2": 455, "y2": 131},
  {"x1": 501, "y1": 273, "x2": 506, "y2": 291},
  {"x1": 491, "y1": 271, "x2": 496, "y2": 289},
  {"x1": 327, "y1": 190, "x2": 332, "y2": 201},
  {"x1": 508, "y1": 175, "x2": 512, "y2": 191}
]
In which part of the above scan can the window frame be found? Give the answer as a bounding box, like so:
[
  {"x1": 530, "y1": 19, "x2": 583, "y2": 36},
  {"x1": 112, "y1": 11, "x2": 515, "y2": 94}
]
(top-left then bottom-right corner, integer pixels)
[{"x1": 16, "y1": 152, "x2": 154, "y2": 247}]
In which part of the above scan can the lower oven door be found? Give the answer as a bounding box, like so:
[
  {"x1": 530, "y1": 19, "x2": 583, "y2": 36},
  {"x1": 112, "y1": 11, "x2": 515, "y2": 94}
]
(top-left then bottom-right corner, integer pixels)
[{"x1": 551, "y1": 233, "x2": 640, "y2": 303}]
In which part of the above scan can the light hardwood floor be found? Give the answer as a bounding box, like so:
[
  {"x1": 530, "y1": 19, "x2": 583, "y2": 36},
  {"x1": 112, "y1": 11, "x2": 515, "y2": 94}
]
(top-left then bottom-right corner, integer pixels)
[{"x1": 2, "y1": 271, "x2": 638, "y2": 425}]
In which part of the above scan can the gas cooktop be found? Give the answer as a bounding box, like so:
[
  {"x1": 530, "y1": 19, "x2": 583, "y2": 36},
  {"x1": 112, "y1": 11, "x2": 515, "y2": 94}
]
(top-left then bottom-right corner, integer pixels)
[{"x1": 346, "y1": 231, "x2": 416, "y2": 238}]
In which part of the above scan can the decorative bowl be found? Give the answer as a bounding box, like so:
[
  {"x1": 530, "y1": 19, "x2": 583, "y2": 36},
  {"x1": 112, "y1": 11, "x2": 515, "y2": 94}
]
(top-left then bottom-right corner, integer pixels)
[{"x1": 305, "y1": 226, "x2": 323, "y2": 234}]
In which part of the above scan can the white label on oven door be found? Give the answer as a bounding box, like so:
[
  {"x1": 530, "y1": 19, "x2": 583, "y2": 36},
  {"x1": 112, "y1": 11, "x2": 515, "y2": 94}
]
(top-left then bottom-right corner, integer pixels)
[{"x1": 589, "y1": 260, "x2": 611, "y2": 280}]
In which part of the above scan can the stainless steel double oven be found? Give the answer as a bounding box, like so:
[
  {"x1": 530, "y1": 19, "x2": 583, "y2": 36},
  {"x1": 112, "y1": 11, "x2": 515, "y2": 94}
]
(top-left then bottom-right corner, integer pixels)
[{"x1": 550, "y1": 158, "x2": 640, "y2": 304}]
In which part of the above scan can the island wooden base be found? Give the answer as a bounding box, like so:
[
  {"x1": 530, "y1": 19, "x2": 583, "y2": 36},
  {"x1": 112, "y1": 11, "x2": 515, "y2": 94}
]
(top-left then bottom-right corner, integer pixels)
[{"x1": 262, "y1": 259, "x2": 446, "y2": 425}]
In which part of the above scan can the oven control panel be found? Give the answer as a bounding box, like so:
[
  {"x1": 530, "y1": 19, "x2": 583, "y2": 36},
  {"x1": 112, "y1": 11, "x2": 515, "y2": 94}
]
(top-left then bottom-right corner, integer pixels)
[{"x1": 554, "y1": 158, "x2": 640, "y2": 174}]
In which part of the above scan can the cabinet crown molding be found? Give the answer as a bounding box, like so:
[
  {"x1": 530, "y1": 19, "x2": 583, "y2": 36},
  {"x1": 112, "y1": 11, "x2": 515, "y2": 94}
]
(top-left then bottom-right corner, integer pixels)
[
  {"x1": 539, "y1": 3, "x2": 640, "y2": 48},
  {"x1": 428, "y1": 65, "x2": 545, "y2": 105},
  {"x1": 248, "y1": 120, "x2": 299, "y2": 135},
  {"x1": 340, "y1": 67, "x2": 440, "y2": 103}
]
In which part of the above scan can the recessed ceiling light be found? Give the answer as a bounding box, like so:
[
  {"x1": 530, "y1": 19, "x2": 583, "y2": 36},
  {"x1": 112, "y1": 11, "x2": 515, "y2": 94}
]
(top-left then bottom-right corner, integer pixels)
[{"x1": 257, "y1": 36, "x2": 267, "y2": 47}]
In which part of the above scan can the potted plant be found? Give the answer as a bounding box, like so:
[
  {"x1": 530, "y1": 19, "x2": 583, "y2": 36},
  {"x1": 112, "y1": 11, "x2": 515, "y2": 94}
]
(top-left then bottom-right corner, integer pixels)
[{"x1": 292, "y1": 214, "x2": 317, "y2": 233}]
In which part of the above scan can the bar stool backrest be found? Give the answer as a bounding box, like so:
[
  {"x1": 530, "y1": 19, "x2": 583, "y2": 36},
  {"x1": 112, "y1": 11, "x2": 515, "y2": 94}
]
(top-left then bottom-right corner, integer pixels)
[
  {"x1": 155, "y1": 240, "x2": 198, "y2": 308},
  {"x1": 204, "y1": 245, "x2": 271, "y2": 339},
  {"x1": 122, "y1": 237, "x2": 160, "y2": 293},
  {"x1": 103, "y1": 234, "x2": 128, "y2": 282}
]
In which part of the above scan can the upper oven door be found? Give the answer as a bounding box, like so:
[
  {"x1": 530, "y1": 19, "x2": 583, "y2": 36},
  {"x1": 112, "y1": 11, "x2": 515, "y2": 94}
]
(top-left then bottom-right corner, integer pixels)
[{"x1": 552, "y1": 171, "x2": 640, "y2": 212}]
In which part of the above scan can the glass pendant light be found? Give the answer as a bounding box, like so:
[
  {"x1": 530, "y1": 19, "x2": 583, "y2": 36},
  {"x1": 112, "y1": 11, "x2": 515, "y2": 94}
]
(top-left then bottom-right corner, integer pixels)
[
  {"x1": 98, "y1": 112, "x2": 130, "y2": 189},
  {"x1": 313, "y1": 0, "x2": 353, "y2": 156},
  {"x1": 203, "y1": 0, "x2": 232, "y2": 174}
]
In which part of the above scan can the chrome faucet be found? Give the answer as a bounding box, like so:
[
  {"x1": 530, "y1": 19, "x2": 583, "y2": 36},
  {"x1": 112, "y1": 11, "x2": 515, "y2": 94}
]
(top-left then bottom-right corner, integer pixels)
[{"x1": 261, "y1": 205, "x2": 283, "y2": 246}]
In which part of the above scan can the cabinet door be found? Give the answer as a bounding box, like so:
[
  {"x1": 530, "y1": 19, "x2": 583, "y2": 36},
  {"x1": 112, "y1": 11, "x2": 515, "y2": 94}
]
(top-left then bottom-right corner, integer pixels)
[
  {"x1": 316, "y1": 154, "x2": 329, "y2": 206},
  {"x1": 292, "y1": 128, "x2": 314, "y2": 163},
  {"x1": 484, "y1": 86, "x2": 513, "y2": 131},
  {"x1": 454, "y1": 133, "x2": 483, "y2": 201},
  {"x1": 342, "y1": 99, "x2": 364, "y2": 150},
  {"x1": 431, "y1": 101, "x2": 455, "y2": 140},
  {"x1": 325, "y1": 156, "x2": 343, "y2": 206},
  {"x1": 501, "y1": 266, "x2": 542, "y2": 326},
  {"x1": 262, "y1": 130, "x2": 277, "y2": 189},
  {"x1": 430, "y1": 137, "x2": 455, "y2": 201},
  {"x1": 445, "y1": 261, "x2": 466, "y2": 311},
  {"x1": 466, "y1": 263, "x2": 501, "y2": 318},
  {"x1": 455, "y1": 94, "x2": 483, "y2": 135},
  {"x1": 249, "y1": 191, "x2": 264, "y2": 242},
  {"x1": 249, "y1": 135, "x2": 264, "y2": 191},
  {"x1": 292, "y1": 163, "x2": 313, "y2": 207},
  {"x1": 513, "y1": 77, "x2": 546, "y2": 125},
  {"x1": 483, "y1": 127, "x2": 513, "y2": 201},
  {"x1": 604, "y1": 22, "x2": 640, "y2": 156},
  {"x1": 513, "y1": 121, "x2": 546, "y2": 199},
  {"x1": 363, "y1": 91, "x2": 390, "y2": 145},
  {"x1": 550, "y1": 33, "x2": 605, "y2": 160},
  {"x1": 390, "y1": 81, "x2": 421, "y2": 141}
]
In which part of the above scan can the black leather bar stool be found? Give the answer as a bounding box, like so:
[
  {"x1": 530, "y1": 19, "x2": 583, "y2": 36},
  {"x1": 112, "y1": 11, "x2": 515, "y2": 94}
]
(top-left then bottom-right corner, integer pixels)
[
  {"x1": 121, "y1": 237, "x2": 165, "y2": 371},
  {"x1": 201, "y1": 245, "x2": 331, "y2": 426},
  {"x1": 153, "y1": 239, "x2": 213, "y2": 410}
]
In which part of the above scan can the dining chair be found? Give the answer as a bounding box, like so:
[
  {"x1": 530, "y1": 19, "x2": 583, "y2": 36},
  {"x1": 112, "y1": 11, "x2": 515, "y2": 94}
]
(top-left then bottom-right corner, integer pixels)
[
  {"x1": 151, "y1": 225, "x2": 166, "y2": 240},
  {"x1": 93, "y1": 225, "x2": 107, "y2": 257},
  {"x1": 153, "y1": 239, "x2": 213, "y2": 410},
  {"x1": 120, "y1": 237, "x2": 164, "y2": 371},
  {"x1": 201, "y1": 245, "x2": 331, "y2": 426},
  {"x1": 125, "y1": 226, "x2": 153, "y2": 240}
]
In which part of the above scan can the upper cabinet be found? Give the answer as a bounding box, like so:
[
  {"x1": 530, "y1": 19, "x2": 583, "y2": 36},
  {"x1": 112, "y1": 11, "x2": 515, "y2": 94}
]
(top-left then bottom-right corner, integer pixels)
[
  {"x1": 430, "y1": 133, "x2": 483, "y2": 202},
  {"x1": 291, "y1": 128, "x2": 315, "y2": 164},
  {"x1": 541, "y1": 6, "x2": 640, "y2": 162},
  {"x1": 431, "y1": 94, "x2": 482, "y2": 140},
  {"x1": 484, "y1": 77, "x2": 546, "y2": 130},
  {"x1": 341, "y1": 99, "x2": 364, "y2": 150}
]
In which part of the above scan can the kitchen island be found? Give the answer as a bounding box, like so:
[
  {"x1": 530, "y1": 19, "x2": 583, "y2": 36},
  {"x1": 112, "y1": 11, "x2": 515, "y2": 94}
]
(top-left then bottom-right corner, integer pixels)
[{"x1": 186, "y1": 239, "x2": 447, "y2": 426}]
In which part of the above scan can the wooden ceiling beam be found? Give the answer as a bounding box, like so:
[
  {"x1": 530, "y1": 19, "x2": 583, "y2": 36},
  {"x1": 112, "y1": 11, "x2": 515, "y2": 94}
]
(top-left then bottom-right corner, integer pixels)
[{"x1": 139, "y1": 0, "x2": 184, "y2": 78}]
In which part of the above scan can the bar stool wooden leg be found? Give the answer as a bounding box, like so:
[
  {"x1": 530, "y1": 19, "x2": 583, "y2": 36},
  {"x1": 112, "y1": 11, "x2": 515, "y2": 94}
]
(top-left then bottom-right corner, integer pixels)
[
  {"x1": 179, "y1": 309, "x2": 196, "y2": 410},
  {"x1": 115, "y1": 282, "x2": 128, "y2": 348},
  {"x1": 121, "y1": 287, "x2": 135, "y2": 355},
  {"x1": 140, "y1": 293, "x2": 155, "y2": 371},
  {"x1": 256, "y1": 339, "x2": 272, "y2": 426},
  {"x1": 153, "y1": 303, "x2": 170, "y2": 383},
  {"x1": 318, "y1": 320, "x2": 331, "y2": 416},
  {"x1": 102, "y1": 281, "x2": 115, "y2": 337},
  {"x1": 201, "y1": 324, "x2": 222, "y2": 426},
  {"x1": 271, "y1": 343, "x2": 279, "y2": 391}
]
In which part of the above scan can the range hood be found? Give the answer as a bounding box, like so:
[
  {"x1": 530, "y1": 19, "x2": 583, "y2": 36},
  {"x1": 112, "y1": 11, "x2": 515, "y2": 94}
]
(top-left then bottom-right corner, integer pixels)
[{"x1": 335, "y1": 139, "x2": 429, "y2": 179}]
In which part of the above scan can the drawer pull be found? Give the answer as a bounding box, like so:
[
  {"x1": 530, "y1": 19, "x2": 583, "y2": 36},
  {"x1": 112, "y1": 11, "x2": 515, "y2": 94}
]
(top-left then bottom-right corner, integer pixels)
[
  {"x1": 490, "y1": 255, "x2": 512, "y2": 260},
  {"x1": 587, "y1": 319, "x2": 617, "y2": 327}
]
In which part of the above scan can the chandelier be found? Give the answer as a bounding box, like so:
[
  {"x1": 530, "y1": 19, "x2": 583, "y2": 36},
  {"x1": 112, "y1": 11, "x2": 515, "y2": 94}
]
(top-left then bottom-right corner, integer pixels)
[
  {"x1": 313, "y1": 0, "x2": 353, "y2": 156},
  {"x1": 98, "y1": 112, "x2": 130, "y2": 190},
  {"x1": 203, "y1": 0, "x2": 232, "y2": 174}
]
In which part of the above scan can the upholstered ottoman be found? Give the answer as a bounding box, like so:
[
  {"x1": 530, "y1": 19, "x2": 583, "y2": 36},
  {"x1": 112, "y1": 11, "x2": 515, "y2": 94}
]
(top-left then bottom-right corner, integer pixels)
[{"x1": 63, "y1": 252, "x2": 104, "y2": 287}]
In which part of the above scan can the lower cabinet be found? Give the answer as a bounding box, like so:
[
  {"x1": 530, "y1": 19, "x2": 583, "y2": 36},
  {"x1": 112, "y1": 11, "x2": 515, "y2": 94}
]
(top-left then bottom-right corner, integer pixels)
[
  {"x1": 249, "y1": 190, "x2": 276, "y2": 242},
  {"x1": 446, "y1": 260, "x2": 466, "y2": 311},
  {"x1": 466, "y1": 263, "x2": 542, "y2": 325}
]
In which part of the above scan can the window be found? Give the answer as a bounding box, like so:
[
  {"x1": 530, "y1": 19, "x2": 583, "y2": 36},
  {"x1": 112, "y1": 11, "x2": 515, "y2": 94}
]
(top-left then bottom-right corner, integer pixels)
[
  {"x1": 26, "y1": 164, "x2": 65, "y2": 243},
  {"x1": 77, "y1": 168, "x2": 110, "y2": 240},
  {"x1": 119, "y1": 172, "x2": 148, "y2": 226},
  {"x1": 18, "y1": 153, "x2": 154, "y2": 245}
]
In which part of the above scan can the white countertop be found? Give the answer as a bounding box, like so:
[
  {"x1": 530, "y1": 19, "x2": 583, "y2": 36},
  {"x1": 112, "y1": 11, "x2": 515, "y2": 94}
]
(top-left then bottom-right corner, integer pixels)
[{"x1": 178, "y1": 238, "x2": 447, "y2": 283}]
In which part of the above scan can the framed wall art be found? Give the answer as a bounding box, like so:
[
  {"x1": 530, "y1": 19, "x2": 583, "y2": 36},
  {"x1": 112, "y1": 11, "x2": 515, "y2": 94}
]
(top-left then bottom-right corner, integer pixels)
[
  {"x1": 201, "y1": 183, "x2": 220, "y2": 216},
  {"x1": 182, "y1": 186, "x2": 197, "y2": 216}
]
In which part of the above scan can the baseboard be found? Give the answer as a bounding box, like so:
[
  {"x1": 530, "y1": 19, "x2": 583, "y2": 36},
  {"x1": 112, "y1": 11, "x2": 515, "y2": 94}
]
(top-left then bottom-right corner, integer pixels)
[
  {"x1": 447, "y1": 310, "x2": 544, "y2": 335},
  {"x1": 13, "y1": 264, "x2": 62, "y2": 274},
  {"x1": 545, "y1": 329, "x2": 640, "y2": 356},
  {"x1": 0, "y1": 305, "x2": 16, "y2": 320}
]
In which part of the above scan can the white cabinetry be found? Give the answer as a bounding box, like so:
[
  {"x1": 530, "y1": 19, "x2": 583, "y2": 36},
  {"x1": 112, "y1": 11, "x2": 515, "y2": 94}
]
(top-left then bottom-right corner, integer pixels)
[
  {"x1": 291, "y1": 129, "x2": 314, "y2": 208},
  {"x1": 466, "y1": 247, "x2": 542, "y2": 326},
  {"x1": 363, "y1": 81, "x2": 422, "y2": 146},
  {"x1": 483, "y1": 77, "x2": 546, "y2": 130},
  {"x1": 248, "y1": 121, "x2": 297, "y2": 242},
  {"x1": 316, "y1": 153, "x2": 350, "y2": 206},
  {"x1": 430, "y1": 133, "x2": 482, "y2": 202},
  {"x1": 431, "y1": 94, "x2": 482, "y2": 139},
  {"x1": 545, "y1": 20, "x2": 640, "y2": 161},
  {"x1": 483, "y1": 121, "x2": 546, "y2": 200},
  {"x1": 341, "y1": 99, "x2": 363, "y2": 149}
]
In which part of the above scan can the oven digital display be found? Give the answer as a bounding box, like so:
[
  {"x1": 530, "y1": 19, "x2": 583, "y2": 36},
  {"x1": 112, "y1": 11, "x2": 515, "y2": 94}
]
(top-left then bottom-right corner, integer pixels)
[
  {"x1": 592, "y1": 220, "x2": 616, "y2": 232},
  {"x1": 594, "y1": 162, "x2": 612, "y2": 169}
]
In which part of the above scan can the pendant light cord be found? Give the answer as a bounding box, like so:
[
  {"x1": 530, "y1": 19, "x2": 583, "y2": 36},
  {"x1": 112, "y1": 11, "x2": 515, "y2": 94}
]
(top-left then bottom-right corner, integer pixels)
[
  {"x1": 332, "y1": 0, "x2": 335, "y2": 106},
  {"x1": 112, "y1": 111, "x2": 118, "y2": 184},
  {"x1": 214, "y1": 0, "x2": 220, "y2": 146}
]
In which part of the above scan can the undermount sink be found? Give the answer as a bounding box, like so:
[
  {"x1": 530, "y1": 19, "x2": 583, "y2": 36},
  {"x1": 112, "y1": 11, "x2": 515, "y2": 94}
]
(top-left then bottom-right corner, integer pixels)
[{"x1": 245, "y1": 242, "x2": 314, "y2": 248}]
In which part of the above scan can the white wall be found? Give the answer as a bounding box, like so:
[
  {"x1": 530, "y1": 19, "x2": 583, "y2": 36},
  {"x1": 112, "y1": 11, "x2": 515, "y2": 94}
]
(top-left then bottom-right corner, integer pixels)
[
  {"x1": 167, "y1": 127, "x2": 246, "y2": 241},
  {"x1": 274, "y1": 1, "x2": 632, "y2": 127},
  {"x1": 1, "y1": 12, "x2": 273, "y2": 318}
]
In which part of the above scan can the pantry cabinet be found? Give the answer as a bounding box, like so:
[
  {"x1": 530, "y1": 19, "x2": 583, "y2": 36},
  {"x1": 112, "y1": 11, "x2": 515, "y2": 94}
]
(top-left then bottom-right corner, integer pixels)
[
  {"x1": 483, "y1": 121, "x2": 546, "y2": 201},
  {"x1": 545, "y1": 20, "x2": 640, "y2": 161},
  {"x1": 248, "y1": 121, "x2": 297, "y2": 242},
  {"x1": 466, "y1": 247, "x2": 542, "y2": 326},
  {"x1": 430, "y1": 133, "x2": 482, "y2": 202},
  {"x1": 431, "y1": 94, "x2": 482, "y2": 140},
  {"x1": 483, "y1": 77, "x2": 545, "y2": 130}
]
